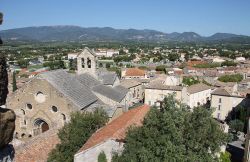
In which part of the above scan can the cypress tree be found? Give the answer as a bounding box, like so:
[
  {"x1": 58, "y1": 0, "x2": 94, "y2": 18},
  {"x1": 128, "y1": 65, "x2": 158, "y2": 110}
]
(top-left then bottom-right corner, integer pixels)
[{"x1": 12, "y1": 71, "x2": 17, "y2": 92}]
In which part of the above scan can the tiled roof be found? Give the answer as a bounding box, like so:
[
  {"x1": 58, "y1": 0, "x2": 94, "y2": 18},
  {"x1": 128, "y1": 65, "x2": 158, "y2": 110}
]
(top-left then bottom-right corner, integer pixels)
[
  {"x1": 212, "y1": 88, "x2": 232, "y2": 96},
  {"x1": 146, "y1": 79, "x2": 182, "y2": 91},
  {"x1": 187, "y1": 83, "x2": 211, "y2": 94},
  {"x1": 40, "y1": 70, "x2": 98, "y2": 109},
  {"x1": 77, "y1": 104, "x2": 150, "y2": 153},
  {"x1": 120, "y1": 79, "x2": 141, "y2": 88},
  {"x1": 92, "y1": 84, "x2": 128, "y2": 102},
  {"x1": 98, "y1": 71, "x2": 117, "y2": 85},
  {"x1": 76, "y1": 73, "x2": 101, "y2": 88},
  {"x1": 125, "y1": 68, "x2": 146, "y2": 76},
  {"x1": 15, "y1": 130, "x2": 59, "y2": 162}
]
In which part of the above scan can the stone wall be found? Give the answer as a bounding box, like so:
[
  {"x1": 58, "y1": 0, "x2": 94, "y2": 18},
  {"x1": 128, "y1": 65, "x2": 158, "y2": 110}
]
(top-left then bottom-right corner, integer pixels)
[{"x1": 7, "y1": 77, "x2": 78, "y2": 139}]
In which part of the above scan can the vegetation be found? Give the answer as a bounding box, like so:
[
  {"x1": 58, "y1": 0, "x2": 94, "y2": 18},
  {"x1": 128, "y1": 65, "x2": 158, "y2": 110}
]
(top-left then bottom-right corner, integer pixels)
[
  {"x1": 98, "y1": 151, "x2": 107, "y2": 162},
  {"x1": 48, "y1": 109, "x2": 108, "y2": 162},
  {"x1": 43, "y1": 60, "x2": 66, "y2": 70},
  {"x1": 68, "y1": 59, "x2": 77, "y2": 70},
  {"x1": 17, "y1": 59, "x2": 29, "y2": 68},
  {"x1": 155, "y1": 65, "x2": 167, "y2": 73},
  {"x1": 221, "y1": 60, "x2": 237, "y2": 67},
  {"x1": 218, "y1": 73, "x2": 243, "y2": 83},
  {"x1": 219, "y1": 151, "x2": 231, "y2": 162},
  {"x1": 112, "y1": 95, "x2": 227, "y2": 162},
  {"x1": 229, "y1": 119, "x2": 244, "y2": 133},
  {"x1": 193, "y1": 63, "x2": 221, "y2": 68},
  {"x1": 182, "y1": 76, "x2": 200, "y2": 86},
  {"x1": 12, "y1": 71, "x2": 17, "y2": 92},
  {"x1": 226, "y1": 105, "x2": 250, "y2": 133}
]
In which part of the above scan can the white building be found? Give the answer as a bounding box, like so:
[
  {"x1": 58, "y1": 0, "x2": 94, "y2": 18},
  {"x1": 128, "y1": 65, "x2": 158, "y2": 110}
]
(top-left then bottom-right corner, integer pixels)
[
  {"x1": 211, "y1": 88, "x2": 246, "y2": 121},
  {"x1": 68, "y1": 53, "x2": 78, "y2": 60}
]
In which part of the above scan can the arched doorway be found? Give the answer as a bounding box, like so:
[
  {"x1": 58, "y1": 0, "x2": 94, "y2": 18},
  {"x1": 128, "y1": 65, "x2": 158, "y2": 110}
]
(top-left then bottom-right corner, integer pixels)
[{"x1": 33, "y1": 118, "x2": 49, "y2": 136}]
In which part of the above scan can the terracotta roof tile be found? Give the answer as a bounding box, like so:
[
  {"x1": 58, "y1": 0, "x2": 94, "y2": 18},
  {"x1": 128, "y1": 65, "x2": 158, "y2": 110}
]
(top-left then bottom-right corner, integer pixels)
[
  {"x1": 77, "y1": 104, "x2": 150, "y2": 153},
  {"x1": 125, "y1": 68, "x2": 146, "y2": 77}
]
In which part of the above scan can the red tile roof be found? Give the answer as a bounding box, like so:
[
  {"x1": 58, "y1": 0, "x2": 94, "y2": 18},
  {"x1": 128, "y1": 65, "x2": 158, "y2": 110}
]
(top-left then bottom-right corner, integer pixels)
[
  {"x1": 187, "y1": 61, "x2": 206, "y2": 67},
  {"x1": 78, "y1": 104, "x2": 150, "y2": 153},
  {"x1": 125, "y1": 68, "x2": 146, "y2": 76},
  {"x1": 14, "y1": 130, "x2": 59, "y2": 162}
]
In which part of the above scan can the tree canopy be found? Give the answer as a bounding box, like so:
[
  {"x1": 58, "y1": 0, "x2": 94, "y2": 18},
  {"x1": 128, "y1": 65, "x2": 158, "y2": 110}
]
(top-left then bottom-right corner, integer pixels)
[
  {"x1": 218, "y1": 73, "x2": 243, "y2": 83},
  {"x1": 112, "y1": 95, "x2": 227, "y2": 162},
  {"x1": 48, "y1": 109, "x2": 108, "y2": 162},
  {"x1": 182, "y1": 76, "x2": 200, "y2": 86}
]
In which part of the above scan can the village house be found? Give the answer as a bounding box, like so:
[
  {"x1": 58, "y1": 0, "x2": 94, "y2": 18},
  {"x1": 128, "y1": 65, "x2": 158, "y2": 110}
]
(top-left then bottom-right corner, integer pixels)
[
  {"x1": 74, "y1": 104, "x2": 150, "y2": 162},
  {"x1": 211, "y1": 87, "x2": 248, "y2": 121},
  {"x1": 121, "y1": 67, "x2": 148, "y2": 79},
  {"x1": 120, "y1": 79, "x2": 144, "y2": 103},
  {"x1": 144, "y1": 75, "x2": 212, "y2": 109}
]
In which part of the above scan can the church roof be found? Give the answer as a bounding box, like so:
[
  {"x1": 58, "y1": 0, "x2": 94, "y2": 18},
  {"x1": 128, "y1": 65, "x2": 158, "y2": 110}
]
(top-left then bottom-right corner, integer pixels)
[
  {"x1": 92, "y1": 84, "x2": 128, "y2": 102},
  {"x1": 98, "y1": 72, "x2": 117, "y2": 85},
  {"x1": 40, "y1": 70, "x2": 98, "y2": 109},
  {"x1": 76, "y1": 73, "x2": 101, "y2": 88}
]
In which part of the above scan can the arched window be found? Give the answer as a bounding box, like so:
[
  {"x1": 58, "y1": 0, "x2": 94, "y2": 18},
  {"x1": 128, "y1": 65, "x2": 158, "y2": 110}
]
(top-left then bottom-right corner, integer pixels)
[
  {"x1": 87, "y1": 58, "x2": 91, "y2": 68},
  {"x1": 99, "y1": 63, "x2": 103, "y2": 68},
  {"x1": 81, "y1": 58, "x2": 85, "y2": 68}
]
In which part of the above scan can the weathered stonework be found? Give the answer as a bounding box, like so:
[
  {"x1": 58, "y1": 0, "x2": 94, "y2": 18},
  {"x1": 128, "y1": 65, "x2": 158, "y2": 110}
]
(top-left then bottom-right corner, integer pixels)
[{"x1": 7, "y1": 78, "x2": 76, "y2": 139}]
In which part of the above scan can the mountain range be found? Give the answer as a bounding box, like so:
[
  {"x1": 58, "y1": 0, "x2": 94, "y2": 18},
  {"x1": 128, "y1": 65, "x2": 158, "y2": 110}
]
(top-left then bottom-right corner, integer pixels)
[{"x1": 1, "y1": 25, "x2": 250, "y2": 43}]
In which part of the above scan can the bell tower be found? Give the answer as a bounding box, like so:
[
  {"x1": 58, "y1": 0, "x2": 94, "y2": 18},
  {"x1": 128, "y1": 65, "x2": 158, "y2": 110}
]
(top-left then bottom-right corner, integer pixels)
[{"x1": 77, "y1": 47, "x2": 97, "y2": 75}]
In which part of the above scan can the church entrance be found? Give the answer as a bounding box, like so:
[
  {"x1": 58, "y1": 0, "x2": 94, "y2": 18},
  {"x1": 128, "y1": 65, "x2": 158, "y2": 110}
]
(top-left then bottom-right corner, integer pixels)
[{"x1": 33, "y1": 118, "x2": 49, "y2": 136}]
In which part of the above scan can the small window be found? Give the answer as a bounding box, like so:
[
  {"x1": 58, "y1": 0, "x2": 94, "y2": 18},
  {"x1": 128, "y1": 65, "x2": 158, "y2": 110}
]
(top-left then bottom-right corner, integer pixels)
[
  {"x1": 217, "y1": 113, "x2": 221, "y2": 119},
  {"x1": 218, "y1": 105, "x2": 221, "y2": 110},
  {"x1": 26, "y1": 103, "x2": 32, "y2": 110},
  {"x1": 219, "y1": 98, "x2": 222, "y2": 103},
  {"x1": 52, "y1": 106, "x2": 58, "y2": 112}
]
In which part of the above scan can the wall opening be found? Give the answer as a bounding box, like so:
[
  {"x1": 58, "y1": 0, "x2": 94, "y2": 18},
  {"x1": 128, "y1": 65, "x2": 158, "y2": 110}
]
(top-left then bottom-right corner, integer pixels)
[
  {"x1": 87, "y1": 58, "x2": 91, "y2": 68},
  {"x1": 33, "y1": 118, "x2": 49, "y2": 136}
]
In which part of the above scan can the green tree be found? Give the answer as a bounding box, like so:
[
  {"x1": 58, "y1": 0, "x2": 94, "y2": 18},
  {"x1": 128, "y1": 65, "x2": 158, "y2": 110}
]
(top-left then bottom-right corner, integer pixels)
[
  {"x1": 17, "y1": 59, "x2": 29, "y2": 68},
  {"x1": 219, "y1": 151, "x2": 231, "y2": 162},
  {"x1": 98, "y1": 151, "x2": 107, "y2": 162},
  {"x1": 48, "y1": 109, "x2": 108, "y2": 162},
  {"x1": 12, "y1": 71, "x2": 17, "y2": 92},
  {"x1": 229, "y1": 119, "x2": 244, "y2": 133},
  {"x1": 182, "y1": 76, "x2": 200, "y2": 86},
  {"x1": 113, "y1": 95, "x2": 227, "y2": 162},
  {"x1": 218, "y1": 74, "x2": 243, "y2": 83}
]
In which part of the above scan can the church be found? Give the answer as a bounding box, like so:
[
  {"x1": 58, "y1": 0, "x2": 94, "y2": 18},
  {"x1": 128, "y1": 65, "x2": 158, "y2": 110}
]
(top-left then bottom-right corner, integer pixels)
[{"x1": 7, "y1": 47, "x2": 133, "y2": 139}]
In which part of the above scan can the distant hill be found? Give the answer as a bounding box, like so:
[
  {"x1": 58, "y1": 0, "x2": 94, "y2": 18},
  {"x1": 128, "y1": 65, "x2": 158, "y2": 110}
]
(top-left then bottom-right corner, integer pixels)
[{"x1": 1, "y1": 25, "x2": 250, "y2": 43}]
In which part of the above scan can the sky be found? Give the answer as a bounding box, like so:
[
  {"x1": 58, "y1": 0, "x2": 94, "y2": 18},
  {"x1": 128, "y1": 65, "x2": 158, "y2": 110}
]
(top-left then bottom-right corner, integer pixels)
[{"x1": 0, "y1": 0, "x2": 250, "y2": 36}]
